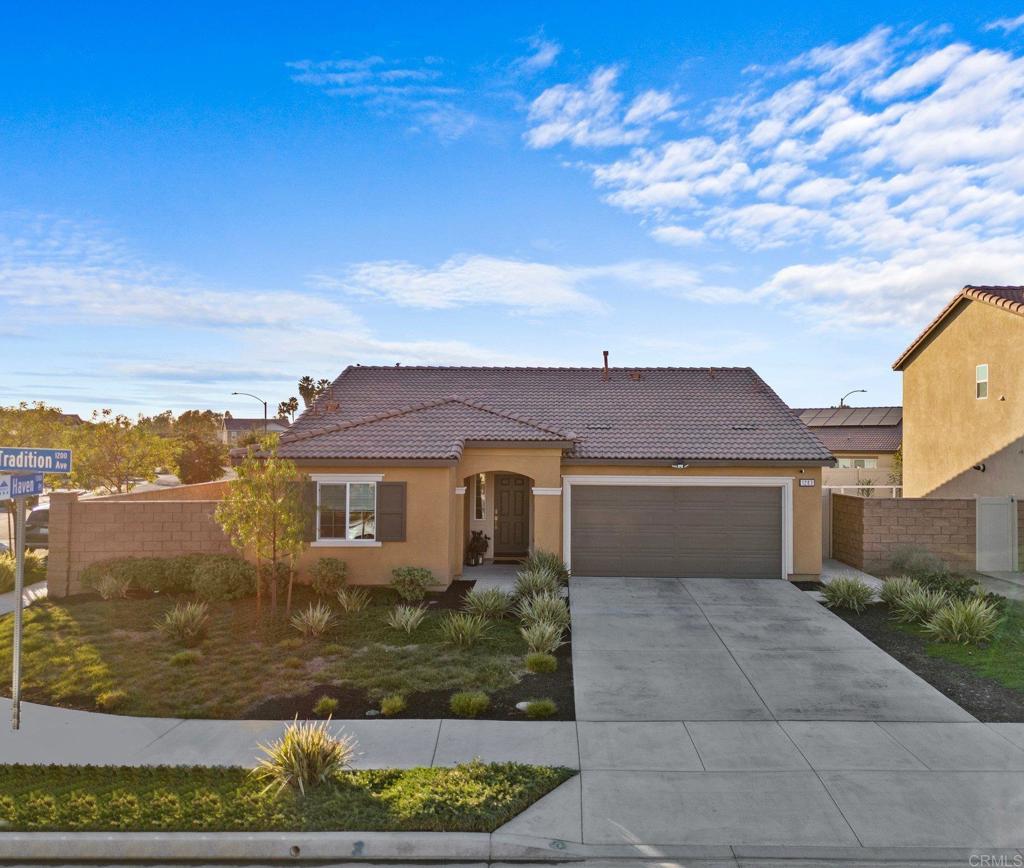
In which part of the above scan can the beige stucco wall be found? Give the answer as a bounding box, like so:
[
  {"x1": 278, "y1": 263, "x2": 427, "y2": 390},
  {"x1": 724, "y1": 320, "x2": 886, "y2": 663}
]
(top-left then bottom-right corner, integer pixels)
[
  {"x1": 295, "y1": 464, "x2": 454, "y2": 587},
  {"x1": 901, "y1": 300, "x2": 1024, "y2": 498},
  {"x1": 822, "y1": 453, "x2": 896, "y2": 490},
  {"x1": 560, "y1": 464, "x2": 823, "y2": 578}
]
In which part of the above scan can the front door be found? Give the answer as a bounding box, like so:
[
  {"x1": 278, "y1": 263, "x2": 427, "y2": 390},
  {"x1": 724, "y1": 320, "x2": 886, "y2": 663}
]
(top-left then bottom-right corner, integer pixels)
[{"x1": 494, "y1": 474, "x2": 529, "y2": 556}]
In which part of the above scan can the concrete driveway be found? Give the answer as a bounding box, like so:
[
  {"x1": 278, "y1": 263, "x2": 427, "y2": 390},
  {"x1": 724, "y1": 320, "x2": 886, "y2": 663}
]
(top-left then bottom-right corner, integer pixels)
[
  {"x1": 571, "y1": 575, "x2": 973, "y2": 722},
  {"x1": 507, "y1": 575, "x2": 1024, "y2": 854}
]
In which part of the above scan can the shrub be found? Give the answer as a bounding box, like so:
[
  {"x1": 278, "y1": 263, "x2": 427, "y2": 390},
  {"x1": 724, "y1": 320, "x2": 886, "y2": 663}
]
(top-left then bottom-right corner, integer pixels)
[
  {"x1": 0, "y1": 549, "x2": 48, "y2": 593},
  {"x1": 525, "y1": 652, "x2": 557, "y2": 673},
  {"x1": 924, "y1": 598, "x2": 1002, "y2": 645},
  {"x1": 450, "y1": 691, "x2": 490, "y2": 718},
  {"x1": 462, "y1": 587, "x2": 512, "y2": 619},
  {"x1": 312, "y1": 695, "x2": 338, "y2": 718},
  {"x1": 525, "y1": 698, "x2": 557, "y2": 720},
  {"x1": 879, "y1": 575, "x2": 921, "y2": 607},
  {"x1": 516, "y1": 591, "x2": 570, "y2": 629},
  {"x1": 439, "y1": 612, "x2": 489, "y2": 647},
  {"x1": 336, "y1": 587, "x2": 371, "y2": 613},
  {"x1": 79, "y1": 555, "x2": 199, "y2": 596},
  {"x1": 385, "y1": 605, "x2": 428, "y2": 634},
  {"x1": 892, "y1": 587, "x2": 948, "y2": 624},
  {"x1": 513, "y1": 569, "x2": 560, "y2": 601},
  {"x1": 520, "y1": 550, "x2": 569, "y2": 585},
  {"x1": 252, "y1": 717, "x2": 357, "y2": 796},
  {"x1": 918, "y1": 573, "x2": 983, "y2": 602},
  {"x1": 96, "y1": 689, "x2": 128, "y2": 711},
  {"x1": 291, "y1": 602, "x2": 337, "y2": 638},
  {"x1": 889, "y1": 547, "x2": 950, "y2": 581},
  {"x1": 157, "y1": 601, "x2": 209, "y2": 646},
  {"x1": 520, "y1": 621, "x2": 565, "y2": 655},
  {"x1": 169, "y1": 649, "x2": 202, "y2": 667},
  {"x1": 95, "y1": 573, "x2": 132, "y2": 600},
  {"x1": 821, "y1": 577, "x2": 874, "y2": 613},
  {"x1": 389, "y1": 567, "x2": 434, "y2": 602},
  {"x1": 380, "y1": 694, "x2": 406, "y2": 717},
  {"x1": 312, "y1": 558, "x2": 348, "y2": 597},
  {"x1": 191, "y1": 556, "x2": 255, "y2": 602}
]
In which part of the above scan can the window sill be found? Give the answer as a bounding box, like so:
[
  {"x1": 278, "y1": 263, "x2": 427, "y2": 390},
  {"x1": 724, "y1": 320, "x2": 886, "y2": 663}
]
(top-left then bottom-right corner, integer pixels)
[{"x1": 312, "y1": 539, "x2": 382, "y2": 548}]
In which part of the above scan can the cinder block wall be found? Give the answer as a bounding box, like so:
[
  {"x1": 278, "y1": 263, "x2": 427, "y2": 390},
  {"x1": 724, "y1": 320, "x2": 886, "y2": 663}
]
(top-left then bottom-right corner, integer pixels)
[
  {"x1": 97, "y1": 480, "x2": 232, "y2": 502},
  {"x1": 831, "y1": 493, "x2": 977, "y2": 575},
  {"x1": 47, "y1": 491, "x2": 234, "y2": 598}
]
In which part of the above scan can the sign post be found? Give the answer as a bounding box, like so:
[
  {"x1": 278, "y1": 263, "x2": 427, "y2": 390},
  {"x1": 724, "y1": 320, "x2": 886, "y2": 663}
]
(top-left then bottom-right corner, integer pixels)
[{"x1": 1, "y1": 448, "x2": 72, "y2": 731}]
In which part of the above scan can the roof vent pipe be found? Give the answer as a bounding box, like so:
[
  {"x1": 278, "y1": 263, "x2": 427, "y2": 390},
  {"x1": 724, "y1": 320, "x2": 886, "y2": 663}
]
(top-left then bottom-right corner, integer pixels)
[{"x1": 602, "y1": 350, "x2": 609, "y2": 381}]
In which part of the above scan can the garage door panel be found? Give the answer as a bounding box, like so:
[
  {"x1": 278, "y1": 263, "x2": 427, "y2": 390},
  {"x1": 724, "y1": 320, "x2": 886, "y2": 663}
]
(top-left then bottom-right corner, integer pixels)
[{"x1": 570, "y1": 484, "x2": 782, "y2": 578}]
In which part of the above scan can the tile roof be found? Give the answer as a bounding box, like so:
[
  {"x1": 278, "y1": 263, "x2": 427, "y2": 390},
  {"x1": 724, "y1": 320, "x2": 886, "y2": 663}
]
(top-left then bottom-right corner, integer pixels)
[
  {"x1": 893, "y1": 286, "x2": 1024, "y2": 370},
  {"x1": 811, "y1": 426, "x2": 902, "y2": 453},
  {"x1": 279, "y1": 366, "x2": 833, "y2": 463},
  {"x1": 792, "y1": 407, "x2": 902, "y2": 454}
]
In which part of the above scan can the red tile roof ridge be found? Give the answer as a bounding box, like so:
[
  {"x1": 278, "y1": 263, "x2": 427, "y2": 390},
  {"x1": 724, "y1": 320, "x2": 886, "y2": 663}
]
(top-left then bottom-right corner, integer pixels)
[{"x1": 280, "y1": 394, "x2": 576, "y2": 446}]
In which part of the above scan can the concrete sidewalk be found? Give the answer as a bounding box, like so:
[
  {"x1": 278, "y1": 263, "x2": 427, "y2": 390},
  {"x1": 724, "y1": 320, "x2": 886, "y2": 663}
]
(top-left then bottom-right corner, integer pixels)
[{"x1": 0, "y1": 579, "x2": 46, "y2": 616}]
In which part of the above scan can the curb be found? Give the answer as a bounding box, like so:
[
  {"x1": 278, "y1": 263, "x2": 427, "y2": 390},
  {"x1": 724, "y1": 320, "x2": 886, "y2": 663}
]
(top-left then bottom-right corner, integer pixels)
[{"x1": 0, "y1": 830, "x2": 584, "y2": 863}]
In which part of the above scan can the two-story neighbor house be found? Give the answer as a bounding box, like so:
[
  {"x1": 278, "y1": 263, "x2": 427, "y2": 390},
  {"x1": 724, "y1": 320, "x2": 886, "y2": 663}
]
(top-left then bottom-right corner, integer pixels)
[
  {"x1": 893, "y1": 286, "x2": 1024, "y2": 499},
  {"x1": 794, "y1": 406, "x2": 902, "y2": 491}
]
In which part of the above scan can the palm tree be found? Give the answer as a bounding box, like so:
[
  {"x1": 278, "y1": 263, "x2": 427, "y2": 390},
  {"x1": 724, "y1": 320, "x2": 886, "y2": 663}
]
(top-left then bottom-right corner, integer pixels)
[{"x1": 297, "y1": 376, "x2": 316, "y2": 408}]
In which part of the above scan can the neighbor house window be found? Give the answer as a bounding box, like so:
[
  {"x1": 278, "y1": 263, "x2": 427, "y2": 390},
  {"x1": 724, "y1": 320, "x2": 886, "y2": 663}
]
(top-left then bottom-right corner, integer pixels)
[
  {"x1": 836, "y1": 457, "x2": 878, "y2": 469},
  {"x1": 474, "y1": 473, "x2": 486, "y2": 520},
  {"x1": 976, "y1": 364, "x2": 989, "y2": 399},
  {"x1": 318, "y1": 481, "x2": 376, "y2": 541}
]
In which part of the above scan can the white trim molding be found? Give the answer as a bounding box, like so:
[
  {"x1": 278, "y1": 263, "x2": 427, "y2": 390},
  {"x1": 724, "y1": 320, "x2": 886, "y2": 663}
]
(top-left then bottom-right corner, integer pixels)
[
  {"x1": 561, "y1": 474, "x2": 794, "y2": 579},
  {"x1": 532, "y1": 487, "x2": 562, "y2": 496},
  {"x1": 310, "y1": 473, "x2": 384, "y2": 483},
  {"x1": 311, "y1": 539, "x2": 382, "y2": 548},
  {"x1": 454, "y1": 486, "x2": 467, "y2": 495}
]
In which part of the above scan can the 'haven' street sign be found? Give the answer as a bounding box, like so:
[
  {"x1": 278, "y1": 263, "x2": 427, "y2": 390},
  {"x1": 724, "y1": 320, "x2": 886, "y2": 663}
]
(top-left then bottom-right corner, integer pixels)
[
  {"x1": 0, "y1": 473, "x2": 45, "y2": 501},
  {"x1": 0, "y1": 447, "x2": 73, "y2": 474}
]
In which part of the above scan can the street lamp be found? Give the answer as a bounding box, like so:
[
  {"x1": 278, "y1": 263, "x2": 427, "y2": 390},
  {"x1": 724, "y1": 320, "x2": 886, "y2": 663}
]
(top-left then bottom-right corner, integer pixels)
[
  {"x1": 231, "y1": 391, "x2": 268, "y2": 434},
  {"x1": 839, "y1": 389, "x2": 867, "y2": 408}
]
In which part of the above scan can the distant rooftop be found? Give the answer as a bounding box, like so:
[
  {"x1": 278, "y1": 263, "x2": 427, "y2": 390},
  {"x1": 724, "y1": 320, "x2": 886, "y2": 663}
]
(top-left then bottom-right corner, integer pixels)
[{"x1": 793, "y1": 406, "x2": 902, "y2": 453}]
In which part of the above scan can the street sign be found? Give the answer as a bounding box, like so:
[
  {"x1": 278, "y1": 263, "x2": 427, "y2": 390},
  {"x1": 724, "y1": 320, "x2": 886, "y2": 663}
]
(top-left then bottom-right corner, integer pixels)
[
  {"x1": 0, "y1": 447, "x2": 72, "y2": 474},
  {"x1": 9, "y1": 474, "x2": 44, "y2": 499}
]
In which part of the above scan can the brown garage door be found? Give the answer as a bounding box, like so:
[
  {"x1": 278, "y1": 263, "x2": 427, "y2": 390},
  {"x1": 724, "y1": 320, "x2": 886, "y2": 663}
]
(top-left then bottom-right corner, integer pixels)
[{"x1": 570, "y1": 485, "x2": 782, "y2": 578}]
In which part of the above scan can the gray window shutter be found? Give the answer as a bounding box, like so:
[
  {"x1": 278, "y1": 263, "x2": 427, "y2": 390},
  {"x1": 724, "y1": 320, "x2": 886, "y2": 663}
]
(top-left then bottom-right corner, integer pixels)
[
  {"x1": 377, "y1": 482, "x2": 406, "y2": 542},
  {"x1": 301, "y1": 480, "x2": 318, "y2": 542}
]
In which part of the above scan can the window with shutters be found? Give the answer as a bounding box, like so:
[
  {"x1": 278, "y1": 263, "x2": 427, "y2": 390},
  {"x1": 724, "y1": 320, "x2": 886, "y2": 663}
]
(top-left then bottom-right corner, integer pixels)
[{"x1": 313, "y1": 475, "x2": 383, "y2": 545}]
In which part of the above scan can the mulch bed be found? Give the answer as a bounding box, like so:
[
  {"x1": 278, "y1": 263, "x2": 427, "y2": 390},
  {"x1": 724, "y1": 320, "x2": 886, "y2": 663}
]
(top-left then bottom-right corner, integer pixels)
[
  {"x1": 831, "y1": 602, "x2": 1024, "y2": 722},
  {"x1": 246, "y1": 579, "x2": 576, "y2": 722}
]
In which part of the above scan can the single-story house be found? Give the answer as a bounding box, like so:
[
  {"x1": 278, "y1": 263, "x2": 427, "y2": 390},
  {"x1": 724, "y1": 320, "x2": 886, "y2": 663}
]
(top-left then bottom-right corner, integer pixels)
[
  {"x1": 276, "y1": 363, "x2": 833, "y2": 585},
  {"x1": 894, "y1": 285, "x2": 1024, "y2": 499},
  {"x1": 793, "y1": 406, "x2": 902, "y2": 490},
  {"x1": 220, "y1": 415, "x2": 290, "y2": 445}
]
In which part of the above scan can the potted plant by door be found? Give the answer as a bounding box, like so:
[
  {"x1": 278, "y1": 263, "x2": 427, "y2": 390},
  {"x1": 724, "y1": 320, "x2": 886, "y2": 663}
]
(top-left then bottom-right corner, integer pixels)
[{"x1": 466, "y1": 531, "x2": 490, "y2": 566}]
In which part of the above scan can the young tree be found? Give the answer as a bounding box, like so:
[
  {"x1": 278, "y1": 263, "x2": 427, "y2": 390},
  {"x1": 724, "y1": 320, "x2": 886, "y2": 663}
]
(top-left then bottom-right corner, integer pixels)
[
  {"x1": 214, "y1": 437, "x2": 308, "y2": 618},
  {"x1": 69, "y1": 410, "x2": 174, "y2": 494},
  {"x1": 171, "y1": 410, "x2": 226, "y2": 484}
]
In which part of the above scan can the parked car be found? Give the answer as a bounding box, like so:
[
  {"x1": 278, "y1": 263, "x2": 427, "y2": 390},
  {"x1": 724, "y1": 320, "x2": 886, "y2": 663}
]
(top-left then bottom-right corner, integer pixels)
[{"x1": 24, "y1": 507, "x2": 48, "y2": 549}]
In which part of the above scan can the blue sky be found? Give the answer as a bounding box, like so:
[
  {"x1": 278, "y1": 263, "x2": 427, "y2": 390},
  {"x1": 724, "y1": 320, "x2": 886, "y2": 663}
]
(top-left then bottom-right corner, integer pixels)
[{"x1": 4, "y1": 2, "x2": 1024, "y2": 418}]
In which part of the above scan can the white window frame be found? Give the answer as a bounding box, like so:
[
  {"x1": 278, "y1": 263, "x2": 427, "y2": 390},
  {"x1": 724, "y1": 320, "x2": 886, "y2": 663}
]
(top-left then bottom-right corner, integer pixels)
[
  {"x1": 976, "y1": 363, "x2": 989, "y2": 400},
  {"x1": 836, "y1": 457, "x2": 878, "y2": 469},
  {"x1": 310, "y1": 473, "x2": 383, "y2": 547},
  {"x1": 561, "y1": 474, "x2": 794, "y2": 579}
]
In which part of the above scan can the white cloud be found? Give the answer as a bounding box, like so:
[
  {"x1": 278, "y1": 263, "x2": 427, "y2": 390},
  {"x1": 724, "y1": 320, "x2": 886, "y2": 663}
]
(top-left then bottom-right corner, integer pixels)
[
  {"x1": 984, "y1": 14, "x2": 1024, "y2": 33},
  {"x1": 525, "y1": 66, "x2": 677, "y2": 148},
  {"x1": 513, "y1": 31, "x2": 562, "y2": 75},
  {"x1": 529, "y1": 26, "x2": 1024, "y2": 330},
  {"x1": 288, "y1": 56, "x2": 475, "y2": 141},
  {"x1": 313, "y1": 253, "x2": 738, "y2": 313}
]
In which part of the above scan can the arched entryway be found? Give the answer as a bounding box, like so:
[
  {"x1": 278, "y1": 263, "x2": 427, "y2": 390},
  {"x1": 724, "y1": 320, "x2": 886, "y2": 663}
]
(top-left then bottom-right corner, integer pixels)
[{"x1": 463, "y1": 470, "x2": 534, "y2": 567}]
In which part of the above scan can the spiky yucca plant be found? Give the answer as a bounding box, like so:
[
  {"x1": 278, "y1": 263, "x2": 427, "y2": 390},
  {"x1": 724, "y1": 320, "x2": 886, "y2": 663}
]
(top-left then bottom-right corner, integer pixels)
[
  {"x1": 462, "y1": 587, "x2": 512, "y2": 619},
  {"x1": 891, "y1": 587, "x2": 948, "y2": 624},
  {"x1": 513, "y1": 569, "x2": 560, "y2": 601},
  {"x1": 879, "y1": 575, "x2": 921, "y2": 607},
  {"x1": 519, "y1": 550, "x2": 569, "y2": 584},
  {"x1": 439, "y1": 612, "x2": 490, "y2": 647},
  {"x1": 336, "y1": 587, "x2": 371, "y2": 613},
  {"x1": 516, "y1": 591, "x2": 570, "y2": 628},
  {"x1": 521, "y1": 620, "x2": 565, "y2": 655},
  {"x1": 821, "y1": 577, "x2": 875, "y2": 613},
  {"x1": 157, "y1": 601, "x2": 210, "y2": 646},
  {"x1": 385, "y1": 604, "x2": 428, "y2": 634},
  {"x1": 252, "y1": 717, "x2": 356, "y2": 796},
  {"x1": 924, "y1": 597, "x2": 1002, "y2": 645},
  {"x1": 290, "y1": 601, "x2": 337, "y2": 637}
]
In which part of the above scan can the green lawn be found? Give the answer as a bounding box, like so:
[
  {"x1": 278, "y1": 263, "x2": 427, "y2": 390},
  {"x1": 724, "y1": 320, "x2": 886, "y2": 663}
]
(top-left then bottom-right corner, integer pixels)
[
  {"x1": 917, "y1": 599, "x2": 1024, "y2": 690},
  {"x1": 0, "y1": 762, "x2": 574, "y2": 832},
  {"x1": 0, "y1": 587, "x2": 528, "y2": 718}
]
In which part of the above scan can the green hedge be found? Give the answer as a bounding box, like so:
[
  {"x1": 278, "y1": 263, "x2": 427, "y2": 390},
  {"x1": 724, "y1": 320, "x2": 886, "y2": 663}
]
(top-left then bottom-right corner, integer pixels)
[
  {"x1": 0, "y1": 762, "x2": 574, "y2": 832},
  {"x1": 0, "y1": 549, "x2": 47, "y2": 594},
  {"x1": 78, "y1": 554, "x2": 254, "y2": 600}
]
